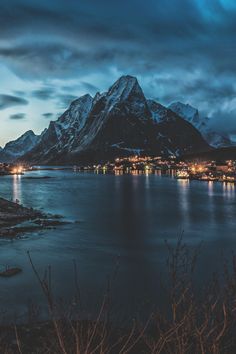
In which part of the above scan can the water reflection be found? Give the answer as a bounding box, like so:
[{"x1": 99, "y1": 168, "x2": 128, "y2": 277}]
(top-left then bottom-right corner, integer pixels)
[
  {"x1": 177, "y1": 179, "x2": 189, "y2": 188},
  {"x1": 223, "y1": 182, "x2": 235, "y2": 199},
  {"x1": 208, "y1": 181, "x2": 214, "y2": 197},
  {"x1": 154, "y1": 169, "x2": 162, "y2": 176},
  {"x1": 177, "y1": 179, "x2": 190, "y2": 227},
  {"x1": 12, "y1": 175, "x2": 22, "y2": 203}
]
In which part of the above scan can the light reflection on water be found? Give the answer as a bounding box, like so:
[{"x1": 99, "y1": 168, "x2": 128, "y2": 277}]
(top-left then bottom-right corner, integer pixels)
[
  {"x1": 12, "y1": 175, "x2": 22, "y2": 203},
  {"x1": 177, "y1": 179, "x2": 190, "y2": 228},
  {"x1": 207, "y1": 181, "x2": 214, "y2": 197},
  {"x1": 223, "y1": 182, "x2": 235, "y2": 199}
]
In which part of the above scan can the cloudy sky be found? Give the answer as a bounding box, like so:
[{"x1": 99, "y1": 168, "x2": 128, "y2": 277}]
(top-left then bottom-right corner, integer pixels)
[{"x1": 0, "y1": 0, "x2": 236, "y2": 146}]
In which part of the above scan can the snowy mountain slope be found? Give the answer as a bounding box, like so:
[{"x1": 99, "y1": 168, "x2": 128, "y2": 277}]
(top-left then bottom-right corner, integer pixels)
[
  {"x1": 21, "y1": 94, "x2": 93, "y2": 162},
  {"x1": 147, "y1": 99, "x2": 210, "y2": 156},
  {"x1": 21, "y1": 75, "x2": 210, "y2": 164},
  {"x1": 169, "y1": 102, "x2": 232, "y2": 148},
  {"x1": 147, "y1": 100, "x2": 179, "y2": 123},
  {"x1": 0, "y1": 130, "x2": 40, "y2": 162},
  {"x1": 71, "y1": 76, "x2": 152, "y2": 151}
]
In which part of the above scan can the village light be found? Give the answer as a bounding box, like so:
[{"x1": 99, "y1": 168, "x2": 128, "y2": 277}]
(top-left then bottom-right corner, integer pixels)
[
  {"x1": 11, "y1": 165, "x2": 23, "y2": 175},
  {"x1": 198, "y1": 165, "x2": 204, "y2": 172},
  {"x1": 176, "y1": 170, "x2": 189, "y2": 179}
]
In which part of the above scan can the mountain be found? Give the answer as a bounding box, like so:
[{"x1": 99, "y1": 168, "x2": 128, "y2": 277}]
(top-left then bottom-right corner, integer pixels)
[
  {"x1": 0, "y1": 130, "x2": 40, "y2": 162},
  {"x1": 19, "y1": 75, "x2": 210, "y2": 164},
  {"x1": 182, "y1": 146, "x2": 236, "y2": 162},
  {"x1": 21, "y1": 94, "x2": 93, "y2": 163},
  {"x1": 169, "y1": 102, "x2": 233, "y2": 148}
]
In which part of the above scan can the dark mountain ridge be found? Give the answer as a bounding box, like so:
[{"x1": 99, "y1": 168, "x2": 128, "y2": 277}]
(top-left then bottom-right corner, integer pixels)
[
  {"x1": 2, "y1": 75, "x2": 212, "y2": 164},
  {"x1": 181, "y1": 146, "x2": 236, "y2": 162}
]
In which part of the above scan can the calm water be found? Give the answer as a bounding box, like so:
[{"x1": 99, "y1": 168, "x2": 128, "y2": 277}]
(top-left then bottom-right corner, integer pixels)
[{"x1": 0, "y1": 169, "x2": 235, "y2": 322}]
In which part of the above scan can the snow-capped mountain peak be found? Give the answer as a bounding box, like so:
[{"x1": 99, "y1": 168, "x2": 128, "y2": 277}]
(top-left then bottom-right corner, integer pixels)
[
  {"x1": 169, "y1": 102, "x2": 200, "y2": 125},
  {"x1": 58, "y1": 93, "x2": 93, "y2": 130},
  {"x1": 32, "y1": 93, "x2": 94, "y2": 156},
  {"x1": 0, "y1": 130, "x2": 40, "y2": 162},
  {"x1": 4, "y1": 130, "x2": 38, "y2": 152},
  {"x1": 102, "y1": 75, "x2": 149, "y2": 121},
  {"x1": 69, "y1": 94, "x2": 93, "y2": 109},
  {"x1": 106, "y1": 75, "x2": 144, "y2": 106},
  {"x1": 169, "y1": 101, "x2": 232, "y2": 148},
  {"x1": 108, "y1": 75, "x2": 139, "y2": 98}
]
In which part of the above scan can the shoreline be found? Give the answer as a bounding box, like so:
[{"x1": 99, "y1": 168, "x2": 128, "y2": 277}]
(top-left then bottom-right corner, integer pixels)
[{"x1": 0, "y1": 197, "x2": 68, "y2": 239}]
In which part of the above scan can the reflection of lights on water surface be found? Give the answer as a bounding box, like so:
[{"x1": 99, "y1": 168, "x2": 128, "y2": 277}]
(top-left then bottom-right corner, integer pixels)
[
  {"x1": 177, "y1": 179, "x2": 189, "y2": 201},
  {"x1": 13, "y1": 174, "x2": 22, "y2": 203},
  {"x1": 177, "y1": 178, "x2": 189, "y2": 188},
  {"x1": 207, "y1": 181, "x2": 214, "y2": 197},
  {"x1": 177, "y1": 178, "x2": 190, "y2": 227},
  {"x1": 223, "y1": 182, "x2": 235, "y2": 199}
]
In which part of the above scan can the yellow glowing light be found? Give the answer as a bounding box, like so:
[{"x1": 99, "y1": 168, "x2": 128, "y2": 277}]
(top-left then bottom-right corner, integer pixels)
[
  {"x1": 11, "y1": 165, "x2": 23, "y2": 175},
  {"x1": 176, "y1": 170, "x2": 189, "y2": 179},
  {"x1": 198, "y1": 165, "x2": 204, "y2": 172}
]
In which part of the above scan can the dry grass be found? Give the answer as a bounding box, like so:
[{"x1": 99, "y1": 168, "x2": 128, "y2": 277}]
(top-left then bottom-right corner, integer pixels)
[{"x1": 1, "y1": 236, "x2": 236, "y2": 353}]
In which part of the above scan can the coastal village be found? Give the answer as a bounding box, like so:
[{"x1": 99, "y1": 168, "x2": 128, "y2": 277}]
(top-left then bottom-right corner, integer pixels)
[
  {"x1": 74, "y1": 155, "x2": 236, "y2": 183},
  {"x1": 1, "y1": 155, "x2": 236, "y2": 183},
  {"x1": 0, "y1": 163, "x2": 24, "y2": 176}
]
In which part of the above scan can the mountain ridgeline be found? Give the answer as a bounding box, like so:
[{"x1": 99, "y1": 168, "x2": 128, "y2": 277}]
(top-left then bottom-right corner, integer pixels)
[
  {"x1": 0, "y1": 130, "x2": 40, "y2": 163},
  {"x1": 169, "y1": 102, "x2": 232, "y2": 148},
  {"x1": 0, "y1": 76, "x2": 217, "y2": 164}
]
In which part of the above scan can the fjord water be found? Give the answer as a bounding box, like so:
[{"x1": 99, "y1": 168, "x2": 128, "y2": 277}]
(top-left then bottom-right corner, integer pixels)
[{"x1": 0, "y1": 169, "x2": 235, "y2": 321}]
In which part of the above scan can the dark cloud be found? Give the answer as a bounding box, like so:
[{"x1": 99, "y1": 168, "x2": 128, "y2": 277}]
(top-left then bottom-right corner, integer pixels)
[
  {"x1": 61, "y1": 82, "x2": 99, "y2": 95},
  {"x1": 0, "y1": 1, "x2": 235, "y2": 82},
  {"x1": 181, "y1": 80, "x2": 235, "y2": 103},
  {"x1": 13, "y1": 90, "x2": 25, "y2": 97},
  {"x1": 0, "y1": 94, "x2": 28, "y2": 110},
  {"x1": 148, "y1": 74, "x2": 236, "y2": 109},
  {"x1": 0, "y1": 0, "x2": 235, "y2": 134},
  {"x1": 80, "y1": 82, "x2": 99, "y2": 94},
  {"x1": 31, "y1": 87, "x2": 55, "y2": 100},
  {"x1": 210, "y1": 110, "x2": 236, "y2": 136},
  {"x1": 42, "y1": 112, "x2": 54, "y2": 119},
  {"x1": 9, "y1": 113, "x2": 26, "y2": 120},
  {"x1": 56, "y1": 94, "x2": 78, "y2": 109}
]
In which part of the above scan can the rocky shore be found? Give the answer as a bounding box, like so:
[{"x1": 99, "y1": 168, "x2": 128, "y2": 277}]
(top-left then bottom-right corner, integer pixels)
[{"x1": 0, "y1": 197, "x2": 68, "y2": 239}]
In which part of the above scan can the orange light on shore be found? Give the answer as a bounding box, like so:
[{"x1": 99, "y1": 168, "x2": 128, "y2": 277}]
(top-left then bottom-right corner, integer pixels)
[
  {"x1": 11, "y1": 166, "x2": 23, "y2": 175},
  {"x1": 198, "y1": 167, "x2": 203, "y2": 173}
]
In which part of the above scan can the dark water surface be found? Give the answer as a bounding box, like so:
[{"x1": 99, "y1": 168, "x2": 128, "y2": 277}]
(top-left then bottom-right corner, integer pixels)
[{"x1": 0, "y1": 169, "x2": 235, "y2": 321}]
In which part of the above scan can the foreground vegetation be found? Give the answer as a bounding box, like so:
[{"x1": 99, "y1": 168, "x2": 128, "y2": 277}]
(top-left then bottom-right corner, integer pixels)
[{"x1": 1, "y1": 237, "x2": 236, "y2": 353}]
